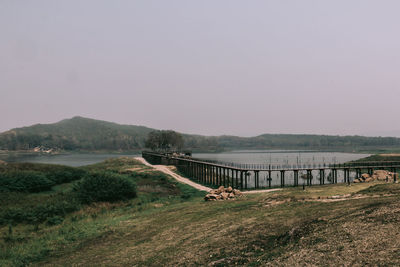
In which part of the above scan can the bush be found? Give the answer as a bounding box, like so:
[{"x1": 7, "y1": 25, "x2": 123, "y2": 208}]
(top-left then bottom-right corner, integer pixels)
[
  {"x1": 46, "y1": 215, "x2": 64, "y2": 226},
  {"x1": 0, "y1": 194, "x2": 80, "y2": 225},
  {"x1": 45, "y1": 168, "x2": 87, "y2": 184},
  {"x1": 0, "y1": 171, "x2": 54, "y2": 192},
  {"x1": 1, "y1": 162, "x2": 87, "y2": 185},
  {"x1": 73, "y1": 171, "x2": 137, "y2": 203}
]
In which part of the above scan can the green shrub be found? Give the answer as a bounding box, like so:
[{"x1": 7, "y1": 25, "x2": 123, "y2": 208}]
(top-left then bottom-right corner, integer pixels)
[
  {"x1": 45, "y1": 168, "x2": 87, "y2": 184},
  {"x1": 0, "y1": 171, "x2": 54, "y2": 192},
  {"x1": 46, "y1": 215, "x2": 64, "y2": 226},
  {"x1": 0, "y1": 162, "x2": 87, "y2": 185},
  {"x1": 0, "y1": 194, "x2": 80, "y2": 225},
  {"x1": 73, "y1": 171, "x2": 137, "y2": 203}
]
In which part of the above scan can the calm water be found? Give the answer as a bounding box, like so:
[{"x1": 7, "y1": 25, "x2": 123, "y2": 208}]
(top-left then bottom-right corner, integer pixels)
[
  {"x1": 1, "y1": 150, "x2": 369, "y2": 187},
  {"x1": 192, "y1": 150, "x2": 369, "y2": 166},
  {"x1": 1, "y1": 150, "x2": 368, "y2": 167},
  {"x1": 193, "y1": 150, "x2": 370, "y2": 187}
]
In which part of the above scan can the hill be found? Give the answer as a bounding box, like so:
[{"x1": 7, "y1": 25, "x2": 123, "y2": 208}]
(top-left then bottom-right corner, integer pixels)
[
  {"x1": 0, "y1": 117, "x2": 154, "y2": 151},
  {"x1": 1, "y1": 158, "x2": 400, "y2": 266},
  {"x1": 2, "y1": 116, "x2": 400, "y2": 152}
]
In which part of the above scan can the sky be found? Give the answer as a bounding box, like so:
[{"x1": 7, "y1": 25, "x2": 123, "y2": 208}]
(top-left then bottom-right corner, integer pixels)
[{"x1": 1, "y1": 1, "x2": 400, "y2": 137}]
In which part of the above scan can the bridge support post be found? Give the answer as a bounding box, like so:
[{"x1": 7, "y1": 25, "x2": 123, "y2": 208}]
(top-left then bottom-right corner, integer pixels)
[
  {"x1": 223, "y1": 168, "x2": 226, "y2": 187},
  {"x1": 254, "y1": 171, "x2": 259, "y2": 189},
  {"x1": 268, "y1": 170, "x2": 272, "y2": 188},
  {"x1": 294, "y1": 170, "x2": 298, "y2": 187},
  {"x1": 307, "y1": 170, "x2": 312, "y2": 186},
  {"x1": 216, "y1": 167, "x2": 219, "y2": 186},
  {"x1": 220, "y1": 167, "x2": 223, "y2": 187},
  {"x1": 198, "y1": 163, "x2": 201, "y2": 181},
  {"x1": 227, "y1": 168, "x2": 230, "y2": 187},
  {"x1": 201, "y1": 165, "x2": 203, "y2": 183},
  {"x1": 214, "y1": 166, "x2": 217, "y2": 185},
  {"x1": 332, "y1": 169, "x2": 337, "y2": 184},
  {"x1": 197, "y1": 163, "x2": 200, "y2": 181},
  {"x1": 204, "y1": 164, "x2": 207, "y2": 184},
  {"x1": 220, "y1": 168, "x2": 223, "y2": 187},
  {"x1": 343, "y1": 169, "x2": 350, "y2": 184},
  {"x1": 203, "y1": 164, "x2": 206, "y2": 183},
  {"x1": 210, "y1": 166, "x2": 214, "y2": 185},
  {"x1": 200, "y1": 164, "x2": 203, "y2": 183},
  {"x1": 235, "y1": 170, "x2": 239, "y2": 189},
  {"x1": 356, "y1": 168, "x2": 361, "y2": 178},
  {"x1": 206, "y1": 165, "x2": 208, "y2": 184},
  {"x1": 280, "y1": 170, "x2": 285, "y2": 187},
  {"x1": 319, "y1": 169, "x2": 325, "y2": 185},
  {"x1": 344, "y1": 169, "x2": 350, "y2": 184},
  {"x1": 240, "y1": 171, "x2": 244, "y2": 190},
  {"x1": 214, "y1": 167, "x2": 218, "y2": 186}
]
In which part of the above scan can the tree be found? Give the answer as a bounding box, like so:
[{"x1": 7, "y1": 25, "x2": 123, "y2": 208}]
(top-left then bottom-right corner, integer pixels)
[
  {"x1": 145, "y1": 130, "x2": 183, "y2": 151},
  {"x1": 145, "y1": 131, "x2": 161, "y2": 151}
]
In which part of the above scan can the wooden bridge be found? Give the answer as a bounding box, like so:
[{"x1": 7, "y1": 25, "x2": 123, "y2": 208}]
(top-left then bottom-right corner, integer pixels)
[{"x1": 142, "y1": 151, "x2": 400, "y2": 190}]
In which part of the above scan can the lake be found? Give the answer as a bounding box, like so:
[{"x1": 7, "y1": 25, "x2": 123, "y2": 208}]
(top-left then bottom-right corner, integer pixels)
[
  {"x1": 192, "y1": 150, "x2": 369, "y2": 166},
  {"x1": 1, "y1": 150, "x2": 369, "y2": 187},
  {"x1": 192, "y1": 150, "x2": 370, "y2": 187},
  {"x1": 0, "y1": 150, "x2": 369, "y2": 167}
]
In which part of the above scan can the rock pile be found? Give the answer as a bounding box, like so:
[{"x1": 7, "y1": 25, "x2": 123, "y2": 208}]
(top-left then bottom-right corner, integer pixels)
[
  {"x1": 353, "y1": 170, "x2": 398, "y2": 183},
  {"x1": 204, "y1": 186, "x2": 243, "y2": 201}
]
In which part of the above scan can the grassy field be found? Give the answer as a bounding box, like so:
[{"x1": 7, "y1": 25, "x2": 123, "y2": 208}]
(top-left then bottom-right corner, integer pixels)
[{"x1": 1, "y1": 158, "x2": 400, "y2": 266}]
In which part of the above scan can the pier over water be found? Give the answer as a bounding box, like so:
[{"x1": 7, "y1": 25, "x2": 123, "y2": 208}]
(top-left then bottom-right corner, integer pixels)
[{"x1": 142, "y1": 151, "x2": 400, "y2": 190}]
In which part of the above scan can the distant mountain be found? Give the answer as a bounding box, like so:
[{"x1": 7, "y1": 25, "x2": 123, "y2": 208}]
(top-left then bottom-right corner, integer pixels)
[
  {"x1": 0, "y1": 117, "x2": 154, "y2": 151},
  {"x1": 2, "y1": 116, "x2": 400, "y2": 152}
]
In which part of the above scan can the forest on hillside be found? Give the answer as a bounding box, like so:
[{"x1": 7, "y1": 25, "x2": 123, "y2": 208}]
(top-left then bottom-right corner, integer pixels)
[{"x1": 1, "y1": 117, "x2": 400, "y2": 152}]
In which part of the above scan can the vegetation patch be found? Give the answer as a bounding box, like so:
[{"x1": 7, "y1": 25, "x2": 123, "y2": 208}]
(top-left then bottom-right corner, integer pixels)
[
  {"x1": 0, "y1": 157, "x2": 206, "y2": 266},
  {"x1": 3, "y1": 157, "x2": 400, "y2": 266},
  {"x1": 73, "y1": 171, "x2": 137, "y2": 203},
  {"x1": 0, "y1": 171, "x2": 54, "y2": 193},
  {"x1": 358, "y1": 183, "x2": 400, "y2": 195}
]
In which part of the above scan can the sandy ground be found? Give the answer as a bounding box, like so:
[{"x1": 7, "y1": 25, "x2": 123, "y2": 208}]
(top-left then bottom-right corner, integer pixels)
[
  {"x1": 135, "y1": 157, "x2": 282, "y2": 194},
  {"x1": 135, "y1": 157, "x2": 212, "y2": 192}
]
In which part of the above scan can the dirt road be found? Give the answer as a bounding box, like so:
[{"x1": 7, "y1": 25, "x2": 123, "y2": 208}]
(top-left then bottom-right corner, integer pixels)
[{"x1": 135, "y1": 157, "x2": 212, "y2": 191}]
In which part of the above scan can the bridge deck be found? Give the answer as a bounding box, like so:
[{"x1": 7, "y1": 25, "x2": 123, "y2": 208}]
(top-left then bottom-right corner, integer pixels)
[{"x1": 142, "y1": 151, "x2": 399, "y2": 190}]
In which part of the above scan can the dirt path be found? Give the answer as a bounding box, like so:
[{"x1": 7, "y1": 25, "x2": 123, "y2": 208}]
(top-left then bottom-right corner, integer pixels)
[
  {"x1": 135, "y1": 157, "x2": 212, "y2": 192},
  {"x1": 135, "y1": 157, "x2": 282, "y2": 194}
]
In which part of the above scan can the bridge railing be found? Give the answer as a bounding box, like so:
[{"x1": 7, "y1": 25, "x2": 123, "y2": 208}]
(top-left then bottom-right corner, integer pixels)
[
  {"x1": 142, "y1": 151, "x2": 400, "y2": 190},
  {"x1": 142, "y1": 151, "x2": 400, "y2": 171}
]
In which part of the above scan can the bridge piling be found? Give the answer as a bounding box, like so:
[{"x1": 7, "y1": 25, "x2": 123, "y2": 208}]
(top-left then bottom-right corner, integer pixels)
[
  {"x1": 294, "y1": 170, "x2": 299, "y2": 187},
  {"x1": 307, "y1": 170, "x2": 312, "y2": 186},
  {"x1": 319, "y1": 169, "x2": 325, "y2": 185},
  {"x1": 240, "y1": 171, "x2": 244, "y2": 190},
  {"x1": 142, "y1": 151, "x2": 400, "y2": 190}
]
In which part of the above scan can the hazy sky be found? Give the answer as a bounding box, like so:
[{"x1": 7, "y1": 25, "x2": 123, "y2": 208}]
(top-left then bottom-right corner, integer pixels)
[{"x1": 1, "y1": 1, "x2": 400, "y2": 137}]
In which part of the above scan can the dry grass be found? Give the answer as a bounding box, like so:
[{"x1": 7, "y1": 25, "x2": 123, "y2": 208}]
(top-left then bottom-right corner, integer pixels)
[{"x1": 33, "y1": 182, "x2": 400, "y2": 266}]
